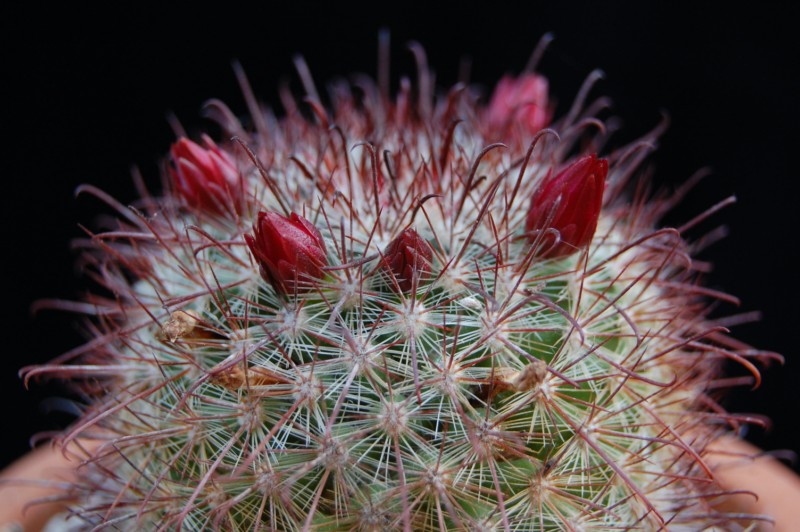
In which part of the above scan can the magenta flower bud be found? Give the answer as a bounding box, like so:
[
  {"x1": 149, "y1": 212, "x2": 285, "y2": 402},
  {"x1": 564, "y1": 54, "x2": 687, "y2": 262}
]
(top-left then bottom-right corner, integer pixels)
[
  {"x1": 487, "y1": 73, "x2": 551, "y2": 134},
  {"x1": 245, "y1": 212, "x2": 328, "y2": 294},
  {"x1": 382, "y1": 228, "x2": 433, "y2": 292},
  {"x1": 169, "y1": 136, "x2": 239, "y2": 213},
  {"x1": 526, "y1": 153, "x2": 608, "y2": 258}
]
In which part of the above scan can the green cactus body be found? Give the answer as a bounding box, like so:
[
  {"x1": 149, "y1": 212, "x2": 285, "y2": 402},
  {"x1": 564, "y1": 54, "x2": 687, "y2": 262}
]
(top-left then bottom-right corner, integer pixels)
[{"x1": 29, "y1": 51, "x2": 769, "y2": 531}]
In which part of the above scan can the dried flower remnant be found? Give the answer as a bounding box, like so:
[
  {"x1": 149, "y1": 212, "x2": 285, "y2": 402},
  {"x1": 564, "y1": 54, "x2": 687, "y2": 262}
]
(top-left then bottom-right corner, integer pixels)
[
  {"x1": 22, "y1": 39, "x2": 780, "y2": 531},
  {"x1": 526, "y1": 153, "x2": 608, "y2": 257},
  {"x1": 161, "y1": 310, "x2": 199, "y2": 342}
]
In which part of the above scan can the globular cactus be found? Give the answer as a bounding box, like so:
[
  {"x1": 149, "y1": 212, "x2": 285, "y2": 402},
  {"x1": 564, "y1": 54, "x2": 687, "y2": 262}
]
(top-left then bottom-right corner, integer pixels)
[{"x1": 26, "y1": 42, "x2": 777, "y2": 530}]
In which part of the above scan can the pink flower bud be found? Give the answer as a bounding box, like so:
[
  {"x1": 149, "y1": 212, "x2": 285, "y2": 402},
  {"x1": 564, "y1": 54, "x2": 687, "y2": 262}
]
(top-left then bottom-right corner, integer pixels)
[
  {"x1": 487, "y1": 74, "x2": 551, "y2": 134},
  {"x1": 382, "y1": 228, "x2": 433, "y2": 292},
  {"x1": 526, "y1": 154, "x2": 608, "y2": 258},
  {"x1": 169, "y1": 136, "x2": 239, "y2": 213},
  {"x1": 245, "y1": 212, "x2": 328, "y2": 294}
]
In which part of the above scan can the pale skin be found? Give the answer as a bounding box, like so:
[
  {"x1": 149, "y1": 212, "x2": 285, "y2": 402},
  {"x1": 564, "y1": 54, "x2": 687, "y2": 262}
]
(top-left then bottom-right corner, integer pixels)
[
  {"x1": 0, "y1": 440, "x2": 96, "y2": 532},
  {"x1": 1, "y1": 437, "x2": 799, "y2": 530}
]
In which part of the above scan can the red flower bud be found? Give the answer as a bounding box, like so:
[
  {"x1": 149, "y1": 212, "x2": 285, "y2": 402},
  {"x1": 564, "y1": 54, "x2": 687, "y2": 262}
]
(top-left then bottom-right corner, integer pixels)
[
  {"x1": 382, "y1": 228, "x2": 433, "y2": 292},
  {"x1": 487, "y1": 74, "x2": 551, "y2": 134},
  {"x1": 169, "y1": 136, "x2": 239, "y2": 213},
  {"x1": 245, "y1": 212, "x2": 328, "y2": 294},
  {"x1": 526, "y1": 154, "x2": 608, "y2": 258}
]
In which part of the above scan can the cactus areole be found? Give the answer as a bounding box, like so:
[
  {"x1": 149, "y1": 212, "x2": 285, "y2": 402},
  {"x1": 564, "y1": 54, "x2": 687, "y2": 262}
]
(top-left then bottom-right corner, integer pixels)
[{"x1": 26, "y1": 42, "x2": 777, "y2": 530}]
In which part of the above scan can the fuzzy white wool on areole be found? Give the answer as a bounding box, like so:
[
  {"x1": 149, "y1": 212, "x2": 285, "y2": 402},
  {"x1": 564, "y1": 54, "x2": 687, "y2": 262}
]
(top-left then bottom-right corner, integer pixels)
[{"x1": 30, "y1": 43, "x2": 772, "y2": 531}]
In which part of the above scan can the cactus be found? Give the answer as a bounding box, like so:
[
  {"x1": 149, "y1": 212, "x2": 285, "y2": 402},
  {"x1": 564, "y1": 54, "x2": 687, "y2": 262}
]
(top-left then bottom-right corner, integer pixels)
[{"x1": 25, "y1": 42, "x2": 776, "y2": 530}]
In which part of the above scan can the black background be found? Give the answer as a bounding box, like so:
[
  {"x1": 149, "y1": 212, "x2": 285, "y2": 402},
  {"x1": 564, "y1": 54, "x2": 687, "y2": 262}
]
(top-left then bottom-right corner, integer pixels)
[{"x1": 4, "y1": 3, "x2": 799, "y2": 471}]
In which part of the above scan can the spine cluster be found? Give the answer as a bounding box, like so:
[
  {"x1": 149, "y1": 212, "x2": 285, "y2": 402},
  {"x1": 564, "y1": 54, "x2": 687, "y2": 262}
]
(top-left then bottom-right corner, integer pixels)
[{"x1": 25, "y1": 50, "x2": 775, "y2": 531}]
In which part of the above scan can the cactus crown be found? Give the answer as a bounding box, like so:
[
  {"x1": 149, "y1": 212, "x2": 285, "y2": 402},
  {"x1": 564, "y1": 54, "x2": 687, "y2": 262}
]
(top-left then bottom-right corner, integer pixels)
[{"x1": 25, "y1": 43, "x2": 774, "y2": 530}]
